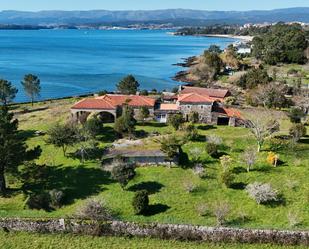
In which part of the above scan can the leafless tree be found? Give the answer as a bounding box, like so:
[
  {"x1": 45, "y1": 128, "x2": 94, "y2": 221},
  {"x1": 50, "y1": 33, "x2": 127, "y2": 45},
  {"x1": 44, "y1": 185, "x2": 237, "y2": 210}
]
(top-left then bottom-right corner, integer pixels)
[
  {"x1": 242, "y1": 147, "x2": 257, "y2": 172},
  {"x1": 244, "y1": 109, "x2": 280, "y2": 152}
]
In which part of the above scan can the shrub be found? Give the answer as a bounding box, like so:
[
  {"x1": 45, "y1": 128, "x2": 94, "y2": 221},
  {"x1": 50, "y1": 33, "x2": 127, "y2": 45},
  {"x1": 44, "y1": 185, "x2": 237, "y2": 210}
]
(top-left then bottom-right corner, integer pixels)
[
  {"x1": 110, "y1": 159, "x2": 136, "y2": 189},
  {"x1": 183, "y1": 180, "x2": 198, "y2": 193},
  {"x1": 287, "y1": 211, "x2": 302, "y2": 228},
  {"x1": 289, "y1": 123, "x2": 307, "y2": 142},
  {"x1": 267, "y1": 152, "x2": 279, "y2": 167},
  {"x1": 288, "y1": 107, "x2": 306, "y2": 123},
  {"x1": 183, "y1": 123, "x2": 199, "y2": 141},
  {"x1": 193, "y1": 164, "x2": 205, "y2": 178},
  {"x1": 188, "y1": 111, "x2": 199, "y2": 123},
  {"x1": 206, "y1": 143, "x2": 218, "y2": 158},
  {"x1": 219, "y1": 155, "x2": 233, "y2": 171},
  {"x1": 213, "y1": 201, "x2": 230, "y2": 226},
  {"x1": 25, "y1": 192, "x2": 50, "y2": 210},
  {"x1": 206, "y1": 135, "x2": 222, "y2": 145},
  {"x1": 77, "y1": 198, "x2": 113, "y2": 220},
  {"x1": 242, "y1": 147, "x2": 257, "y2": 172},
  {"x1": 224, "y1": 96, "x2": 237, "y2": 106},
  {"x1": 132, "y1": 190, "x2": 149, "y2": 215},
  {"x1": 84, "y1": 117, "x2": 103, "y2": 137},
  {"x1": 167, "y1": 114, "x2": 184, "y2": 130},
  {"x1": 196, "y1": 203, "x2": 209, "y2": 217},
  {"x1": 189, "y1": 148, "x2": 203, "y2": 163},
  {"x1": 220, "y1": 170, "x2": 235, "y2": 188},
  {"x1": 246, "y1": 182, "x2": 278, "y2": 204},
  {"x1": 49, "y1": 189, "x2": 65, "y2": 209}
]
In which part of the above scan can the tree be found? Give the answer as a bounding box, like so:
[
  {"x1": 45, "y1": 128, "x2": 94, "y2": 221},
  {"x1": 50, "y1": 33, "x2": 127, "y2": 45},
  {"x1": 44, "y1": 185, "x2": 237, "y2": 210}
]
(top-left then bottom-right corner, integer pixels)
[
  {"x1": 242, "y1": 147, "x2": 257, "y2": 172},
  {"x1": 188, "y1": 111, "x2": 199, "y2": 123},
  {"x1": 288, "y1": 107, "x2": 306, "y2": 123},
  {"x1": 167, "y1": 113, "x2": 184, "y2": 130},
  {"x1": 136, "y1": 106, "x2": 150, "y2": 125},
  {"x1": 84, "y1": 117, "x2": 103, "y2": 138},
  {"x1": 0, "y1": 106, "x2": 41, "y2": 194},
  {"x1": 246, "y1": 182, "x2": 278, "y2": 205},
  {"x1": 21, "y1": 74, "x2": 41, "y2": 106},
  {"x1": 252, "y1": 23, "x2": 308, "y2": 65},
  {"x1": 0, "y1": 79, "x2": 18, "y2": 105},
  {"x1": 116, "y1": 75, "x2": 140, "y2": 94},
  {"x1": 157, "y1": 135, "x2": 183, "y2": 167},
  {"x1": 132, "y1": 190, "x2": 149, "y2": 215},
  {"x1": 203, "y1": 51, "x2": 223, "y2": 75},
  {"x1": 46, "y1": 123, "x2": 78, "y2": 156},
  {"x1": 114, "y1": 105, "x2": 136, "y2": 137},
  {"x1": 245, "y1": 110, "x2": 280, "y2": 152},
  {"x1": 289, "y1": 123, "x2": 307, "y2": 143},
  {"x1": 238, "y1": 68, "x2": 271, "y2": 89},
  {"x1": 208, "y1": 45, "x2": 222, "y2": 54},
  {"x1": 246, "y1": 83, "x2": 291, "y2": 109},
  {"x1": 110, "y1": 159, "x2": 136, "y2": 189}
]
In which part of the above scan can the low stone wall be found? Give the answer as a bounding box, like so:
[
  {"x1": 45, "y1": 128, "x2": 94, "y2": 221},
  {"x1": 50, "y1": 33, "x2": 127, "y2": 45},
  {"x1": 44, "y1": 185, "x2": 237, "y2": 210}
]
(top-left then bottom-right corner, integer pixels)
[{"x1": 0, "y1": 218, "x2": 309, "y2": 246}]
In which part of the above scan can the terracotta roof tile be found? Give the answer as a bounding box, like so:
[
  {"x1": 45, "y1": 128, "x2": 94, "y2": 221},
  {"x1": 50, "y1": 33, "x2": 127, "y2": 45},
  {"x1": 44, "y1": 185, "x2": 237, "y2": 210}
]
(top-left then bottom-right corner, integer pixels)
[
  {"x1": 178, "y1": 93, "x2": 215, "y2": 103},
  {"x1": 72, "y1": 94, "x2": 156, "y2": 110},
  {"x1": 181, "y1": 86, "x2": 230, "y2": 100}
]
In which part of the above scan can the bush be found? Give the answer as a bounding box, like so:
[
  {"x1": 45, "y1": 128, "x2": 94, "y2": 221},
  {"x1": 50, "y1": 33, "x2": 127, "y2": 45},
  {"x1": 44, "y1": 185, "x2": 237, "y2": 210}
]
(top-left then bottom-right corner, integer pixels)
[
  {"x1": 110, "y1": 159, "x2": 136, "y2": 189},
  {"x1": 246, "y1": 182, "x2": 278, "y2": 204},
  {"x1": 49, "y1": 189, "x2": 65, "y2": 209},
  {"x1": 206, "y1": 142, "x2": 218, "y2": 157},
  {"x1": 220, "y1": 170, "x2": 235, "y2": 188},
  {"x1": 183, "y1": 123, "x2": 199, "y2": 141},
  {"x1": 289, "y1": 123, "x2": 307, "y2": 142},
  {"x1": 213, "y1": 201, "x2": 230, "y2": 226},
  {"x1": 84, "y1": 117, "x2": 103, "y2": 137},
  {"x1": 288, "y1": 107, "x2": 306, "y2": 123},
  {"x1": 188, "y1": 111, "x2": 199, "y2": 123},
  {"x1": 219, "y1": 155, "x2": 233, "y2": 171},
  {"x1": 287, "y1": 211, "x2": 302, "y2": 228},
  {"x1": 196, "y1": 203, "x2": 209, "y2": 217},
  {"x1": 25, "y1": 192, "x2": 50, "y2": 210},
  {"x1": 167, "y1": 114, "x2": 184, "y2": 130},
  {"x1": 183, "y1": 180, "x2": 198, "y2": 193},
  {"x1": 77, "y1": 198, "x2": 113, "y2": 220},
  {"x1": 224, "y1": 96, "x2": 237, "y2": 106},
  {"x1": 132, "y1": 190, "x2": 149, "y2": 215},
  {"x1": 192, "y1": 164, "x2": 205, "y2": 178}
]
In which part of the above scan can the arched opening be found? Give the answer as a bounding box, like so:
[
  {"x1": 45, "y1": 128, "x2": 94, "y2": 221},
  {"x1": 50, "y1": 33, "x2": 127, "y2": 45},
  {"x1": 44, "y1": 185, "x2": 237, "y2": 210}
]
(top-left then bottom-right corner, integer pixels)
[{"x1": 97, "y1": 111, "x2": 116, "y2": 123}]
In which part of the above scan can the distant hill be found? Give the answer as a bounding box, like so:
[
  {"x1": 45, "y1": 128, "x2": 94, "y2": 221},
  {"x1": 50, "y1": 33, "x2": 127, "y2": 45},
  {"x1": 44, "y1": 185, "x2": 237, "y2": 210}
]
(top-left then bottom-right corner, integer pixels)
[{"x1": 0, "y1": 8, "x2": 309, "y2": 26}]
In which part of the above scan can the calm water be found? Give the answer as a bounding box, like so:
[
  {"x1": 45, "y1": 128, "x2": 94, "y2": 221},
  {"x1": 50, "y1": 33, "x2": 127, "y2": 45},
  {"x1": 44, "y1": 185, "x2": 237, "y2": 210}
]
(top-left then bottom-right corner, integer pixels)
[{"x1": 0, "y1": 29, "x2": 235, "y2": 102}]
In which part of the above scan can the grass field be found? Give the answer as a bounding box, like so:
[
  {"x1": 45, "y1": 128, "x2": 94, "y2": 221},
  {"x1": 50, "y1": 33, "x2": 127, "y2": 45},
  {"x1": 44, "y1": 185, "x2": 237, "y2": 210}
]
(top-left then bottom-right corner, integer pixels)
[
  {"x1": 1, "y1": 231, "x2": 308, "y2": 249},
  {"x1": 0, "y1": 99, "x2": 308, "y2": 231}
]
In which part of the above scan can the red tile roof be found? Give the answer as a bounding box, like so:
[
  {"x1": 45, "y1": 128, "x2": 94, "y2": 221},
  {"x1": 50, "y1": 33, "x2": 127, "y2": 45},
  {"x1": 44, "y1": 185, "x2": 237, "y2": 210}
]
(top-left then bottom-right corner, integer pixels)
[
  {"x1": 72, "y1": 94, "x2": 156, "y2": 110},
  {"x1": 178, "y1": 93, "x2": 215, "y2": 103},
  {"x1": 181, "y1": 86, "x2": 230, "y2": 100},
  {"x1": 214, "y1": 106, "x2": 242, "y2": 118}
]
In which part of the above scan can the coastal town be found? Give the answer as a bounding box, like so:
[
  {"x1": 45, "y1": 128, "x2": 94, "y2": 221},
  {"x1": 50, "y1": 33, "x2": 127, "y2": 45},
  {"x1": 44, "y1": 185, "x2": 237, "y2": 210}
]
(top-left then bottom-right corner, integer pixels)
[{"x1": 0, "y1": 3, "x2": 309, "y2": 249}]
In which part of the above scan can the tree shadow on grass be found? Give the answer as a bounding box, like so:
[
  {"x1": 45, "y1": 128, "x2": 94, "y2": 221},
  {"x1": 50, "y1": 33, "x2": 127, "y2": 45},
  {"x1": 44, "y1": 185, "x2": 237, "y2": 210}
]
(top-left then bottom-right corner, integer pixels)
[
  {"x1": 143, "y1": 122, "x2": 167, "y2": 128},
  {"x1": 230, "y1": 182, "x2": 247, "y2": 190},
  {"x1": 97, "y1": 126, "x2": 117, "y2": 143},
  {"x1": 25, "y1": 165, "x2": 115, "y2": 205},
  {"x1": 232, "y1": 167, "x2": 247, "y2": 174},
  {"x1": 264, "y1": 194, "x2": 286, "y2": 208},
  {"x1": 197, "y1": 125, "x2": 217, "y2": 131},
  {"x1": 226, "y1": 216, "x2": 252, "y2": 226},
  {"x1": 127, "y1": 181, "x2": 164, "y2": 194},
  {"x1": 17, "y1": 130, "x2": 38, "y2": 140},
  {"x1": 144, "y1": 204, "x2": 170, "y2": 216}
]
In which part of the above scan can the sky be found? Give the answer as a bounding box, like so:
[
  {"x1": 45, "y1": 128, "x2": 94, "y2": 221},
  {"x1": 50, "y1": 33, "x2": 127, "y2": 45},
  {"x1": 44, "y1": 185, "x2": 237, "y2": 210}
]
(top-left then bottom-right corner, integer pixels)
[{"x1": 0, "y1": 0, "x2": 308, "y2": 11}]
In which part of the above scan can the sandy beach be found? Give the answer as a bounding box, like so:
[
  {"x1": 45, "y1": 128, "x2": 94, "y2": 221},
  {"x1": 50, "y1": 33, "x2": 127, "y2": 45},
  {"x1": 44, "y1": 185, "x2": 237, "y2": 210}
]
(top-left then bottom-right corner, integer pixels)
[{"x1": 194, "y1": 34, "x2": 254, "y2": 42}]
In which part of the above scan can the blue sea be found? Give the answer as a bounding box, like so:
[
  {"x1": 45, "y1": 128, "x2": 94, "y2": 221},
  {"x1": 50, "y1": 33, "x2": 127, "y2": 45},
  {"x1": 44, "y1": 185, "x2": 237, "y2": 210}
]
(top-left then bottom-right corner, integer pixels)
[{"x1": 0, "y1": 29, "x2": 235, "y2": 102}]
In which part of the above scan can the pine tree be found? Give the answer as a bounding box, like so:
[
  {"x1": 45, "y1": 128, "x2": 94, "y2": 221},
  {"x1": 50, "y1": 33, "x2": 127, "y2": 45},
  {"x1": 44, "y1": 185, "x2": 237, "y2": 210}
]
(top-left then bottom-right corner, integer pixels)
[
  {"x1": 21, "y1": 74, "x2": 41, "y2": 106},
  {"x1": 0, "y1": 106, "x2": 41, "y2": 194}
]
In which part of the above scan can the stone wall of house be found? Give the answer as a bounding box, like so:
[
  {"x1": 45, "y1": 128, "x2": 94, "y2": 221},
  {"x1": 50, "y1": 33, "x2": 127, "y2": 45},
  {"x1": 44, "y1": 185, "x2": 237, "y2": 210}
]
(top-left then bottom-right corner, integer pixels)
[
  {"x1": 0, "y1": 218, "x2": 308, "y2": 246},
  {"x1": 178, "y1": 103, "x2": 213, "y2": 123}
]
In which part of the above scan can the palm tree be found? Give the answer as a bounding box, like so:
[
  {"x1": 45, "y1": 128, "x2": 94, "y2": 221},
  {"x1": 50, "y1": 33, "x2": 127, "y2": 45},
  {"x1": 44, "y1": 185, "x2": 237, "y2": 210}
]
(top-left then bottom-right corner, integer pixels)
[{"x1": 21, "y1": 74, "x2": 41, "y2": 106}]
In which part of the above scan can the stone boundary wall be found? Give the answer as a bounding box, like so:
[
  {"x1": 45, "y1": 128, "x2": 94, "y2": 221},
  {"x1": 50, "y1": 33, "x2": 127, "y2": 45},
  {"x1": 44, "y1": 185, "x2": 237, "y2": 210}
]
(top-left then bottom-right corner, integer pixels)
[{"x1": 0, "y1": 218, "x2": 309, "y2": 246}]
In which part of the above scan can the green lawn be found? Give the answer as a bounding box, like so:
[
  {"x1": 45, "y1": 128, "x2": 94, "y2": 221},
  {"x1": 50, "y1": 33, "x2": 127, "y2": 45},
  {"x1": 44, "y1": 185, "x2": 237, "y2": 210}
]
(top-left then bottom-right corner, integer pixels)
[
  {"x1": 1, "y1": 231, "x2": 307, "y2": 249},
  {"x1": 0, "y1": 100, "x2": 308, "y2": 231}
]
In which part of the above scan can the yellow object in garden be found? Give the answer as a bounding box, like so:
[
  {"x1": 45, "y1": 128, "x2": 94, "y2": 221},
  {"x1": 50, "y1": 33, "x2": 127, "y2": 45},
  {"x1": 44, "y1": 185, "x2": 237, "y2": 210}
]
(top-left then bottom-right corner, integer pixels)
[{"x1": 267, "y1": 152, "x2": 279, "y2": 167}]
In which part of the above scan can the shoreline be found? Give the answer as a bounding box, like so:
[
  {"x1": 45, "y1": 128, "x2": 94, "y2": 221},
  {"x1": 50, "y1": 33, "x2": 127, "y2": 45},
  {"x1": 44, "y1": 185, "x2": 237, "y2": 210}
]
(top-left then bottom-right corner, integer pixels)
[{"x1": 193, "y1": 34, "x2": 254, "y2": 42}]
